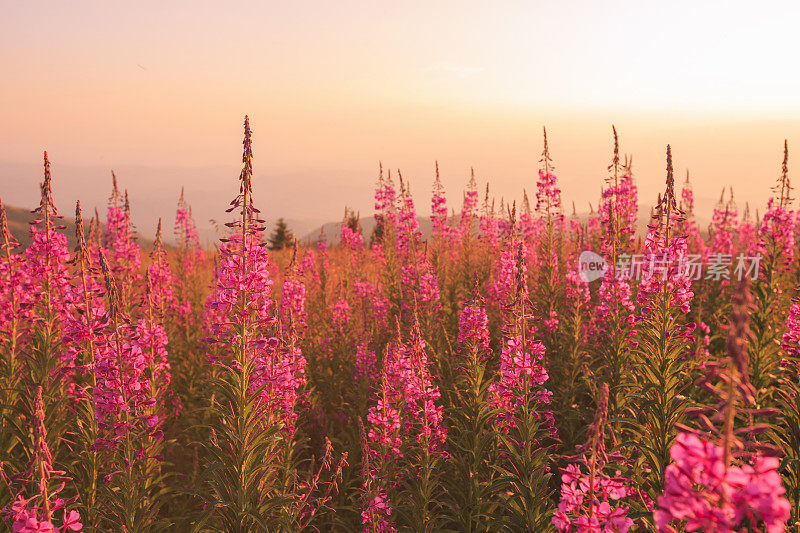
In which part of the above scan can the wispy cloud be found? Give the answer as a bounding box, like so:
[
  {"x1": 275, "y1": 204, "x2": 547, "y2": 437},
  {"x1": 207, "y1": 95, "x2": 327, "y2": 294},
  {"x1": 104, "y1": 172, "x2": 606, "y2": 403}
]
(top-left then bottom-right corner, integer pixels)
[{"x1": 423, "y1": 62, "x2": 485, "y2": 79}]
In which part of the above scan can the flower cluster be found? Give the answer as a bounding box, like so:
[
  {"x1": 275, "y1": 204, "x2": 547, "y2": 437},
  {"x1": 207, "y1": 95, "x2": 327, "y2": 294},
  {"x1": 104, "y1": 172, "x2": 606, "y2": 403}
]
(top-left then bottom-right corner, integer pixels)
[
  {"x1": 366, "y1": 337, "x2": 446, "y2": 456},
  {"x1": 431, "y1": 162, "x2": 451, "y2": 241},
  {"x1": 374, "y1": 168, "x2": 398, "y2": 227},
  {"x1": 280, "y1": 278, "x2": 307, "y2": 333},
  {"x1": 103, "y1": 198, "x2": 141, "y2": 289},
  {"x1": 332, "y1": 299, "x2": 351, "y2": 329},
  {"x1": 459, "y1": 170, "x2": 479, "y2": 238},
  {"x1": 360, "y1": 487, "x2": 394, "y2": 533},
  {"x1": 637, "y1": 232, "x2": 694, "y2": 314},
  {"x1": 535, "y1": 170, "x2": 563, "y2": 217},
  {"x1": 418, "y1": 272, "x2": 440, "y2": 304},
  {"x1": 341, "y1": 221, "x2": 365, "y2": 250},
  {"x1": 490, "y1": 335, "x2": 554, "y2": 432},
  {"x1": 174, "y1": 190, "x2": 206, "y2": 270},
  {"x1": 599, "y1": 171, "x2": 638, "y2": 258},
  {"x1": 552, "y1": 464, "x2": 635, "y2": 533},
  {"x1": 355, "y1": 342, "x2": 378, "y2": 386},
  {"x1": 489, "y1": 240, "x2": 527, "y2": 310},
  {"x1": 92, "y1": 321, "x2": 158, "y2": 446},
  {"x1": 655, "y1": 433, "x2": 790, "y2": 532},
  {"x1": 456, "y1": 305, "x2": 490, "y2": 353},
  {"x1": 709, "y1": 189, "x2": 737, "y2": 258},
  {"x1": 783, "y1": 295, "x2": 800, "y2": 359},
  {"x1": 0, "y1": 200, "x2": 33, "y2": 349},
  {"x1": 758, "y1": 197, "x2": 796, "y2": 271}
]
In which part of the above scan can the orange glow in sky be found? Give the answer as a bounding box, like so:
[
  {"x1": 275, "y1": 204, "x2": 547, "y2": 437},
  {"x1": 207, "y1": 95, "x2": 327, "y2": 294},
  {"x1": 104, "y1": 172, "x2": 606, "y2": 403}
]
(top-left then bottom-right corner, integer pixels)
[{"x1": 2, "y1": 1, "x2": 800, "y2": 238}]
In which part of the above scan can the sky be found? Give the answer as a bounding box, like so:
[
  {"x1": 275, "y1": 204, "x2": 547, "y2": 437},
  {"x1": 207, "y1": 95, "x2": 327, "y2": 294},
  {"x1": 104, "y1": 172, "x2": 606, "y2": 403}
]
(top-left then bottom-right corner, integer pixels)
[{"x1": 2, "y1": 0, "x2": 800, "y2": 240}]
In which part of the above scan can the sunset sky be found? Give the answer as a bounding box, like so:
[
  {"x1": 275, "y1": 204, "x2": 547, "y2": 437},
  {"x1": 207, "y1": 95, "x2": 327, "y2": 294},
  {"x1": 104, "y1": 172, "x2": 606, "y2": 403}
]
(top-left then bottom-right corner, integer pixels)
[{"x1": 2, "y1": 0, "x2": 800, "y2": 240}]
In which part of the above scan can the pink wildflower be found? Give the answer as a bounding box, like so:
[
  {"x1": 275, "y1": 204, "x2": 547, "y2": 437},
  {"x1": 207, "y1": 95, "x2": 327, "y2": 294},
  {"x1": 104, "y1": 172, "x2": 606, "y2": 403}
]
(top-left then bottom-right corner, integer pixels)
[
  {"x1": 655, "y1": 433, "x2": 790, "y2": 532},
  {"x1": 457, "y1": 305, "x2": 490, "y2": 354}
]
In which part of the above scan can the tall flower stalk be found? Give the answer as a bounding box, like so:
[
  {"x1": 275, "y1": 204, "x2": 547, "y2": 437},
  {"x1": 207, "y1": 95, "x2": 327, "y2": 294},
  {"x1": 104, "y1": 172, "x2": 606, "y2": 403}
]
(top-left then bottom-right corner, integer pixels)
[
  {"x1": 593, "y1": 128, "x2": 638, "y2": 420},
  {"x1": 199, "y1": 117, "x2": 316, "y2": 531},
  {"x1": 64, "y1": 202, "x2": 105, "y2": 528},
  {"x1": 748, "y1": 141, "x2": 796, "y2": 403},
  {"x1": 95, "y1": 250, "x2": 163, "y2": 529},
  {"x1": 22, "y1": 152, "x2": 73, "y2": 475},
  {"x1": 626, "y1": 145, "x2": 695, "y2": 503}
]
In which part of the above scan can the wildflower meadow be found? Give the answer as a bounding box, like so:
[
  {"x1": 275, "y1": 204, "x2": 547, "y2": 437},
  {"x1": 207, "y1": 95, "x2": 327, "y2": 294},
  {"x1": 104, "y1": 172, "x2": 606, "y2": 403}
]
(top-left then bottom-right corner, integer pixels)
[{"x1": 4, "y1": 116, "x2": 800, "y2": 532}]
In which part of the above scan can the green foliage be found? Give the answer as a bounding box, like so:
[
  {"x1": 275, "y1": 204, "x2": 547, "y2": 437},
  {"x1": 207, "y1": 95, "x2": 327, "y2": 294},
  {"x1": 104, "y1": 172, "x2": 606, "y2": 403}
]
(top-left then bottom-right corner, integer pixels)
[
  {"x1": 489, "y1": 405, "x2": 555, "y2": 532},
  {"x1": 625, "y1": 295, "x2": 692, "y2": 501},
  {"x1": 194, "y1": 355, "x2": 288, "y2": 531},
  {"x1": 442, "y1": 350, "x2": 500, "y2": 531},
  {"x1": 773, "y1": 376, "x2": 800, "y2": 527}
]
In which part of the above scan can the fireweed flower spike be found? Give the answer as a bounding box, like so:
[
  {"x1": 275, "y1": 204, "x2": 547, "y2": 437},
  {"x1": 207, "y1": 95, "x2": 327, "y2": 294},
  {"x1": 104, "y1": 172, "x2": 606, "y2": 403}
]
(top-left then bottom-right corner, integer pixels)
[
  {"x1": 737, "y1": 202, "x2": 757, "y2": 256},
  {"x1": 637, "y1": 146, "x2": 694, "y2": 315},
  {"x1": 102, "y1": 171, "x2": 142, "y2": 310},
  {"x1": 485, "y1": 230, "x2": 557, "y2": 530},
  {"x1": 746, "y1": 141, "x2": 797, "y2": 415},
  {"x1": 174, "y1": 188, "x2": 206, "y2": 271},
  {"x1": 171, "y1": 191, "x2": 205, "y2": 329},
  {"x1": 445, "y1": 297, "x2": 504, "y2": 529},
  {"x1": 390, "y1": 171, "x2": 442, "y2": 321},
  {"x1": 531, "y1": 127, "x2": 565, "y2": 334},
  {"x1": 362, "y1": 320, "x2": 446, "y2": 531},
  {"x1": 140, "y1": 229, "x2": 177, "y2": 418},
  {"x1": 279, "y1": 251, "x2": 308, "y2": 339},
  {"x1": 94, "y1": 250, "x2": 166, "y2": 529},
  {"x1": 460, "y1": 168, "x2": 479, "y2": 242},
  {"x1": 61, "y1": 201, "x2": 106, "y2": 524},
  {"x1": 20, "y1": 153, "x2": 74, "y2": 480},
  {"x1": 341, "y1": 207, "x2": 365, "y2": 255},
  {"x1": 709, "y1": 186, "x2": 738, "y2": 259},
  {"x1": 359, "y1": 417, "x2": 396, "y2": 533},
  {"x1": 431, "y1": 161, "x2": 451, "y2": 243},
  {"x1": 145, "y1": 220, "x2": 175, "y2": 319},
  {"x1": 170, "y1": 192, "x2": 209, "y2": 388},
  {"x1": 478, "y1": 184, "x2": 500, "y2": 250},
  {"x1": 374, "y1": 162, "x2": 398, "y2": 231},
  {"x1": 599, "y1": 126, "x2": 638, "y2": 261},
  {"x1": 200, "y1": 117, "x2": 312, "y2": 529},
  {"x1": 63, "y1": 202, "x2": 106, "y2": 386},
  {"x1": 758, "y1": 140, "x2": 796, "y2": 273},
  {"x1": 590, "y1": 129, "x2": 639, "y2": 420},
  {"x1": 365, "y1": 330, "x2": 446, "y2": 455},
  {"x1": 95, "y1": 250, "x2": 154, "y2": 443},
  {"x1": 26, "y1": 151, "x2": 71, "y2": 329},
  {"x1": 627, "y1": 146, "x2": 697, "y2": 504}
]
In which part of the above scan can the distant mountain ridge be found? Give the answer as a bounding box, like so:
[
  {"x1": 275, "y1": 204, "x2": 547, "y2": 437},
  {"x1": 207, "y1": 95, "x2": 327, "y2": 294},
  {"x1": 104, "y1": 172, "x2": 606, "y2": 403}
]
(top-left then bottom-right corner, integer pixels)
[{"x1": 3, "y1": 204, "x2": 154, "y2": 250}]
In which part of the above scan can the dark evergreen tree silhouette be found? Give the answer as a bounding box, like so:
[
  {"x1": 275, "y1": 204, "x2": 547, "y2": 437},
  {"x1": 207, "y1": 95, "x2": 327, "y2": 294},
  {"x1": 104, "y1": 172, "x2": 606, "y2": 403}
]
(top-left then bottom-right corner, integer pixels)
[
  {"x1": 268, "y1": 217, "x2": 294, "y2": 250},
  {"x1": 370, "y1": 215, "x2": 385, "y2": 247}
]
